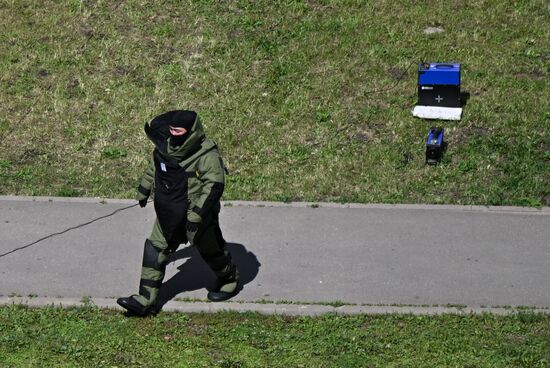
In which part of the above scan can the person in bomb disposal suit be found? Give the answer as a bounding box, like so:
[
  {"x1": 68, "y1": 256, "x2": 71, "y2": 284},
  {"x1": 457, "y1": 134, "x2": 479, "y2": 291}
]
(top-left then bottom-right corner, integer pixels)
[{"x1": 117, "y1": 110, "x2": 239, "y2": 316}]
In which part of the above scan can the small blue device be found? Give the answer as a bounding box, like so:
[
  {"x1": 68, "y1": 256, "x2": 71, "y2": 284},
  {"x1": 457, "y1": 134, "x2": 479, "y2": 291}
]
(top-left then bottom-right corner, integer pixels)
[{"x1": 426, "y1": 127, "x2": 444, "y2": 165}]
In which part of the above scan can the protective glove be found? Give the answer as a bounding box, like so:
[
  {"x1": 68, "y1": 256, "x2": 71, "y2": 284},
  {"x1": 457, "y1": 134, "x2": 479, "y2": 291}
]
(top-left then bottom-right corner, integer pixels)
[
  {"x1": 137, "y1": 184, "x2": 151, "y2": 208},
  {"x1": 185, "y1": 220, "x2": 200, "y2": 246},
  {"x1": 186, "y1": 221, "x2": 199, "y2": 233}
]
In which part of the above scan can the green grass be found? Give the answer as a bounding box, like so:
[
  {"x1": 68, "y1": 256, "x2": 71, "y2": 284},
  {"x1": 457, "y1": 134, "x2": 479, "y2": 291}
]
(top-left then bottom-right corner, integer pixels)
[
  {"x1": 0, "y1": 0, "x2": 548, "y2": 206},
  {"x1": 1, "y1": 305, "x2": 549, "y2": 367}
]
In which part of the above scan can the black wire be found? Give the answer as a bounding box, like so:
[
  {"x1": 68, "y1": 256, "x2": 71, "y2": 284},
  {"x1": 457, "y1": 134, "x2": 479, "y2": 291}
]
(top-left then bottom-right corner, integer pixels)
[{"x1": 0, "y1": 201, "x2": 143, "y2": 259}]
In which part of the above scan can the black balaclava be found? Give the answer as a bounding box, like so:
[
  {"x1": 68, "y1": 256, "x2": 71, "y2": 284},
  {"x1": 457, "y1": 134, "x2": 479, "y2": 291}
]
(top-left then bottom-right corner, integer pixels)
[{"x1": 169, "y1": 110, "x2": 197, "y2": 147}]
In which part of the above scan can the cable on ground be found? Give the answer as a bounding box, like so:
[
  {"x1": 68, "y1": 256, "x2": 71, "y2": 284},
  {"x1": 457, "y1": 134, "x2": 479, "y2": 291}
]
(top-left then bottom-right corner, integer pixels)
[{"x1": 0, "y1": 201, "x2": 144, "y2": 259}]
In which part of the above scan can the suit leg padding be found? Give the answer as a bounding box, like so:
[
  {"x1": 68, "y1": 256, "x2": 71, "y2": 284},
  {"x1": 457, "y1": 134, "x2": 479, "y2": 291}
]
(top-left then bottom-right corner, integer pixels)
[
  {"x1": 142, "y1": 239, "x2": 166, "y2": 270},
  {"x1": 138, "y1": 239, "x2": 169, "y2": 306},
  {"x1": 196, "y1": 221, "x2": 233, "y2": 272}
]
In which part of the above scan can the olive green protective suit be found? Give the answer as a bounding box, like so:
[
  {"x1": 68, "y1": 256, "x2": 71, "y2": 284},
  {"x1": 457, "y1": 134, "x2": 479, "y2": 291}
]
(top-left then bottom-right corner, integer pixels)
[{"x1": 133, "y1": 113, "x2": 237, "y2": 307}]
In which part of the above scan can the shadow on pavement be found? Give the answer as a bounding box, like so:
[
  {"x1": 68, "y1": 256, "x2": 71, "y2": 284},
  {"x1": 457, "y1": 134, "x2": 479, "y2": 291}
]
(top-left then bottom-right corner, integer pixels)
[{"x1": 157, "y1": 242, "x2": 260, "y2": 308}]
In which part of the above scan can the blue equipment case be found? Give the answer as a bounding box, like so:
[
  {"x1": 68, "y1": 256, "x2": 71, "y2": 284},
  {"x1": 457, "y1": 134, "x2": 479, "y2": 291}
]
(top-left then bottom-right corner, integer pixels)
[
  {"x1": 418, "y1": 63, "x2": 461, "y2": 108},
  {"x1": 426, "y1": 127, "x2": 444, "y2": 165}
]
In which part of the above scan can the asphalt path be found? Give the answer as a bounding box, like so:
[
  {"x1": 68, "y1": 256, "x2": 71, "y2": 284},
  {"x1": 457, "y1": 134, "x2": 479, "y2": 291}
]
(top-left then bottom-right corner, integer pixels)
[{"x1": 1, "y1": 196, "x2": 549, "y2": 312}]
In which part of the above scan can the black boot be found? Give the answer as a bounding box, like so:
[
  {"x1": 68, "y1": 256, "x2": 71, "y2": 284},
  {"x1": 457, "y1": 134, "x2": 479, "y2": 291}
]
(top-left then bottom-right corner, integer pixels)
[
  {"x1": 116, "y1": 295, "x2": 158, "y2": 317},
  {"x1": 207, "y1": 265, "x2": 239, "y2": 302}
]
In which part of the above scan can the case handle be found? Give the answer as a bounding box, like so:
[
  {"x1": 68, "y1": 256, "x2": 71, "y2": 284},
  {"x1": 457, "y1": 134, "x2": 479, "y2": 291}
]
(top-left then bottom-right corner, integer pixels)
[{"x1": 435, "y1": 64, "x2": 455, "y2": 69}]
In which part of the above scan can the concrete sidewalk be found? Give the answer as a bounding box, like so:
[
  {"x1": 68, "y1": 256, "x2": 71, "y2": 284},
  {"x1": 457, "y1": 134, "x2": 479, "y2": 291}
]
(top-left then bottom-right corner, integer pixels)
[{"x1": 1, "y1": 196, "x2": 549, "y2": 314}]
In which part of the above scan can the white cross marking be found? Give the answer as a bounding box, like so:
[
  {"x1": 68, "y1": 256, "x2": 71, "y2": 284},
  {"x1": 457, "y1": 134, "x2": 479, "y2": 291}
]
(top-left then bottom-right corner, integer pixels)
[{"x1": 435, "y1": 95, "x2": 444, "y2": 103}]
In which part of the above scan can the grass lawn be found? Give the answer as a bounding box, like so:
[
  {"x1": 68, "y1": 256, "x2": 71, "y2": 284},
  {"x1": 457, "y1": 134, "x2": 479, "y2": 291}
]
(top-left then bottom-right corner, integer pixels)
[
  {"x1": 1, "y1": 304, "x2": 549, "y2": 367},
  {"x1": 0, "y1": 1, "x2": 548, "y2": 206}
]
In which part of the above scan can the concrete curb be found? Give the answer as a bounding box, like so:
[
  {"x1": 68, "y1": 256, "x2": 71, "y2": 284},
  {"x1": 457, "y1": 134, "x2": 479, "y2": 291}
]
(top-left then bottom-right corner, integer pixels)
[
  {"x1": 224, "y1": 200, "x2": 550, "y2": 215},
  {"x1": 1, "y1": 297, "x2": 548, "y2": 317},
  {"x1": 1, "y1": 196, "x2": 548, "y2": 215}
]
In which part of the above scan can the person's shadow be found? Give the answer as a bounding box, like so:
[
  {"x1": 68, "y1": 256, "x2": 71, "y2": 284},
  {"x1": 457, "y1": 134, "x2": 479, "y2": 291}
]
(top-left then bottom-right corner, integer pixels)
[{"x1": 156, "y1": 242, "x2": 260, "y2": 308}]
